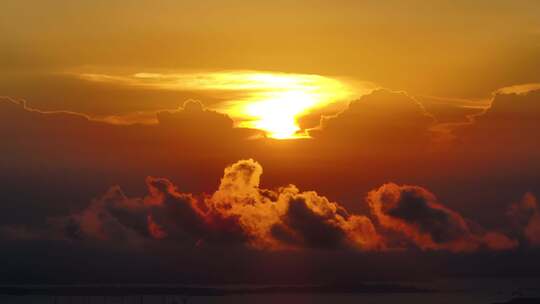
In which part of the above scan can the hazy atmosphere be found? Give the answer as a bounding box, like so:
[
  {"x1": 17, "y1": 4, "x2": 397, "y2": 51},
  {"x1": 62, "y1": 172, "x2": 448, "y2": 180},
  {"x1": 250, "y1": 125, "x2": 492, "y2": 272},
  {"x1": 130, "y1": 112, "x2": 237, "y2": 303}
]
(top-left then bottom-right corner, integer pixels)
[{"x1": 1, "y1": 1, "x2": 540, "y2": 303}]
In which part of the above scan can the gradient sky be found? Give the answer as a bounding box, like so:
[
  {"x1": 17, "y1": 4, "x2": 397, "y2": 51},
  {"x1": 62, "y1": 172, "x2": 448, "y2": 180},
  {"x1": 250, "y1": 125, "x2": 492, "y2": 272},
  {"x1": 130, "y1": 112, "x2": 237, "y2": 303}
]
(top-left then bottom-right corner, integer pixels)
[
  {"x1": 1, "y1": 0, "x2": 540, "y2": 286},
  {"x1": 2, "y1": 1, "x2": 540, "y2": 97}
]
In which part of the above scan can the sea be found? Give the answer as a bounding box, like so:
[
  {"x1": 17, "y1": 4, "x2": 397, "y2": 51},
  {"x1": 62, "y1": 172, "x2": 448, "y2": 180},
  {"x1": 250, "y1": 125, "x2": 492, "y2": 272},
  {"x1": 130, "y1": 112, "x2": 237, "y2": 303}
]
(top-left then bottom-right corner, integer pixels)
[{"x1": 1, "y1": 278, "x2": 539, "y2": 304}]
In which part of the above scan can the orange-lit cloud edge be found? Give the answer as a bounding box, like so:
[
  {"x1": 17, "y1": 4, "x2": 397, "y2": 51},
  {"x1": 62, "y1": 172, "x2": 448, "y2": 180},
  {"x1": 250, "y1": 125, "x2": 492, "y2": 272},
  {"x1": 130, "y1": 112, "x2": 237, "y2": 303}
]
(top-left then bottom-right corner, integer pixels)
[{"x1": 55, "y1": 158, "x2": 536, "y2": 252}]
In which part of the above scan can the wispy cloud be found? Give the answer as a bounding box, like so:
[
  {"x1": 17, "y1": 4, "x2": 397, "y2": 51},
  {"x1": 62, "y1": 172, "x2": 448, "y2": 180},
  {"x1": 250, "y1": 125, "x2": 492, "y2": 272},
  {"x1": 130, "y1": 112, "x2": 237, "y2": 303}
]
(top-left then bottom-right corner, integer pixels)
[{"x1": 496, "y1": 83, "x2": 540, "y2": 95}]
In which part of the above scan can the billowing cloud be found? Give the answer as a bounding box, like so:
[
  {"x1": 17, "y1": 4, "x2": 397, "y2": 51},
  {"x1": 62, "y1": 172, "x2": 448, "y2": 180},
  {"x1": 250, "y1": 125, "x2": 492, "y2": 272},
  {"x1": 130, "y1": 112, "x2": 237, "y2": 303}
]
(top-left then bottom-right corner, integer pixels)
[
  {"x1": 0, "y1": 96, "x2": 259, "y2": 178},
  {"x1": 0, "y1": 96, "x2": 259, "y2": 142},
  {"x1": 461, "y1": 88, "x2": 540, "y2": 151},
  {"x1": 155, "y1": 100, "x2": 262, "y2": 139},
  {"x1": 62, "y1": 185, "x2": 149, "y2": 243},
  {"x1": 309, "y1": 89, "x2": 436, "y2": 148},
  {"x1": 59, "y1": 160, "x2": 518, "y2": 253},
  {"x1": 207, "y1": 159, "x2": 381, "y2": 249},
  {"x1": 507, "y1": 192, "x2": 540, "y2": 247},
  {"x1": 65, "y1": 159, "x2": 381, "y2": 251},
  {"x1": 367, "y1": 183, "x2": 517, "y2": 252}
]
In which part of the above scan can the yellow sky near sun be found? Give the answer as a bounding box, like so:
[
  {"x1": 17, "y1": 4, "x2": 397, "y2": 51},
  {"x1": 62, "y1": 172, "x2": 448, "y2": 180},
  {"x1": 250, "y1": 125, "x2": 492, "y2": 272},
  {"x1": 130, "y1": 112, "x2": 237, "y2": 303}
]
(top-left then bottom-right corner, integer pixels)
[{"x1": 78, "y1": 71, "x2": 375, "y2": 138}]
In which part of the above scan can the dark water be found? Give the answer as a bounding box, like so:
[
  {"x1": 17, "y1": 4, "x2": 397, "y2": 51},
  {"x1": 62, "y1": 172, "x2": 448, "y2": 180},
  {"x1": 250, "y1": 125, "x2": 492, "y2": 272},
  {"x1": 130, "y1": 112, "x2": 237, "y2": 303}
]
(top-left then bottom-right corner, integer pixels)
[
  {"x1": 0, "y1": 292, "x2": 536, "y2": 304},
  {"x1": 0, "y1": 293, "x2": 529, "y2": 304},
  {"x1": 1, "y1": 279, "x2": 539, "y2": 304}
]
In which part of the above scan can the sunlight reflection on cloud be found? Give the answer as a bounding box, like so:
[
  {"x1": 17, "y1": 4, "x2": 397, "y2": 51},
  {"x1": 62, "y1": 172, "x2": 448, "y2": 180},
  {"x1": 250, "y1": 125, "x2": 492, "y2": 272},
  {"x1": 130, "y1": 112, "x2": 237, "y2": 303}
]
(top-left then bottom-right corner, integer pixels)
[{"x1": 78, "y1": 71, "x2": 376, "y2": 138}]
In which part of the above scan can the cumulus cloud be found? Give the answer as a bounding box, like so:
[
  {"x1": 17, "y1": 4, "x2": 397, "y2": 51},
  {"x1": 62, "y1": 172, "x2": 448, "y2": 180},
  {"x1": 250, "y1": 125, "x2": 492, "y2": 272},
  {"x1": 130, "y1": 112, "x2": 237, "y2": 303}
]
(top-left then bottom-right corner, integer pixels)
[
  {"x1": 0, "y1": 97, "x2": 258, "y2": 148},
  {"x1": 367, "y1": 183, "x2": 517, "y2": 252},
  {"x1": 62, "y1": 186, "x2": 150, "y2": 243},
  {"x1": 59, "y1": 159, "x2": 518, "y2": 253},
  {"x1": 97, "y1": 159, "x2": 381, "y2": 250},
  {"x1": 207, "y1": 161, "x2": 381, "y2": 250},
  {"x1": 309, "y1": 89, "x2": 436, "y2": 148},
  {"x1": 507, "y1": 192, "x2": 540, "y2": 246},
  {"x1": 461, "y1": 88, "x2": 540, "y2": 150},
  {"x1": 65, "y1": 159, "x2": 381, "y2": 250},
  {"x1": 155, "y1": 100, "x2": 261, "y2": 139},
  {"x1": 0, "y1": 96, "x2": 261, "y2": 190}
]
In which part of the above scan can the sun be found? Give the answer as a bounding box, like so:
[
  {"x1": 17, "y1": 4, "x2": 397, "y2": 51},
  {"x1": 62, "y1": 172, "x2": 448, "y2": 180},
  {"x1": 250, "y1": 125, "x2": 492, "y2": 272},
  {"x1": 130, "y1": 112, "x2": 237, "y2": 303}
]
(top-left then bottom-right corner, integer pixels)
[
  {"x1": 222, "y1": 72, "x2": 358, "y2": 139},
  {"x1": 241, "y1": 90, "x2": 317, "y2": 139}
]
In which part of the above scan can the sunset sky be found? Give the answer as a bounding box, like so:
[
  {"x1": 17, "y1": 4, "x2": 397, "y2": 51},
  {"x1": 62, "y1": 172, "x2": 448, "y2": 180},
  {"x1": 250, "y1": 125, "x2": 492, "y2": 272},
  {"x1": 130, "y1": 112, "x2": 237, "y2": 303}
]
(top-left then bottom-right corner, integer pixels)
[{"x1": 1, "y1": 0, "x2": 540, "y2": 286}]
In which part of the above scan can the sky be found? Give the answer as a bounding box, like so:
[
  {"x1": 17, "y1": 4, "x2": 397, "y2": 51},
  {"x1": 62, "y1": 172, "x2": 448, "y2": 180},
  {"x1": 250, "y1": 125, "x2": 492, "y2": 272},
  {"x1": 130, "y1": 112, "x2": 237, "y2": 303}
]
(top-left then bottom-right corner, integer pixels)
[{"x1": 1, "y1": 0, "x2": 540, "y2": 285}]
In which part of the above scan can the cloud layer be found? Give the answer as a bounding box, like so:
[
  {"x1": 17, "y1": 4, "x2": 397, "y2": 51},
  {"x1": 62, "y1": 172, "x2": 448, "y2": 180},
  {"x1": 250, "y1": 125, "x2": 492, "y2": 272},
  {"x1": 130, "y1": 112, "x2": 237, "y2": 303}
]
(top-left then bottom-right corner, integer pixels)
[
  {"x1": 309, "y1": 89, "x2": 436, "y2": 148},
  {"x1": 368, "y1": 183, "x2": 517, "y2": 252},
  {"x1": 64, "y1": 159, "x2": 381, "y2": 250},
  {"x1": 508, "y1": 192, "x2": 540, "y2": 247},
  {"x1": 3, "y1": 87, "x2": 540, "y2": 255},
  {"x1": 60, "y1": 159, "x2": 522, "y2": 253},
  {"x1": 461, "y1": 88, "x2": 540, "y2": 151}
]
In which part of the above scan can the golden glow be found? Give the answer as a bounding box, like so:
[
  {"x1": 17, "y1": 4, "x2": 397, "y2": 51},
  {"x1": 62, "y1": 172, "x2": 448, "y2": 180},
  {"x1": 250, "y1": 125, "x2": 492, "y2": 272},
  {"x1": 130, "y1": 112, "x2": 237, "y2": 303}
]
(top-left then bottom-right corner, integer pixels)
[
  {"x1": 78, "y1": 70, "x2": 371, "y2": 139},
  {"x1": 241, "y1": 90, "x2": 316, "y2": 139},
  {"x1": 215, "y1": 72, "x2": 360, "y2": 139}
]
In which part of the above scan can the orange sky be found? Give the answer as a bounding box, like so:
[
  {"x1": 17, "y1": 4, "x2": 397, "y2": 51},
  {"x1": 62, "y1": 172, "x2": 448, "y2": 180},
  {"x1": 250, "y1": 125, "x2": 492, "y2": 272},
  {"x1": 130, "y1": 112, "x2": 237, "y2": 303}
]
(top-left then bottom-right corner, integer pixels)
[
  {"x1": 2, "y1": 0, "x2": 540, "y2": 98},
  {"x1": 1, "y1": 0, "x2": 540, "y2": 285}
]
